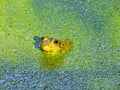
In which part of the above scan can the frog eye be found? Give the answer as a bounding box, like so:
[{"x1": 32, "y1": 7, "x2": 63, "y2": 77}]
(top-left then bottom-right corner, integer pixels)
[{"x1": 54, "y1": 40, "x2": 58, "y2": 45}]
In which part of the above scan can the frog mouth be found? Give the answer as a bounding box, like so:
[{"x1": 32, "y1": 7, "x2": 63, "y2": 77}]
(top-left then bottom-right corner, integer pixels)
[
  {"x1": 41, "y1": 45, "x2": 52, "y2": 52},
  {"x1": 42, "y1": 40, "x2": 50, "y2": 45}
]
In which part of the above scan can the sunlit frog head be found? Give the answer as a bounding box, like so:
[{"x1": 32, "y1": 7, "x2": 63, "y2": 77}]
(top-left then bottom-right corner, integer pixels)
[{"x1": 40, "y1": 36, "x2": 70, "y2": 54}]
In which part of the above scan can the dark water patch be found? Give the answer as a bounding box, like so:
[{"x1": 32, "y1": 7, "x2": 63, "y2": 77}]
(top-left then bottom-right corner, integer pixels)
[
  {"x1": 34, "y1": 36, "x2": 42, "y2": 50},
  {"x1": 0, "y1": 63, "x2": 119, "y2": 90}
]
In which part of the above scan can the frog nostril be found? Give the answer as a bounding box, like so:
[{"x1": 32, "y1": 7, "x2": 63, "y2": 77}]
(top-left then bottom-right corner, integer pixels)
[
  {"x1": 50, "y1": 38, "x2": 53, "y2": 41},
  {"x1": 41, "y1": 37, "x2": 45, "y2": 40}
]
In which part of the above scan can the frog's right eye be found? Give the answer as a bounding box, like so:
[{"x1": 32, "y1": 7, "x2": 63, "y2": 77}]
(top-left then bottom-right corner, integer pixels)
[{"x1": 54, "y1": 40, "x2": 58, "y2": 45}]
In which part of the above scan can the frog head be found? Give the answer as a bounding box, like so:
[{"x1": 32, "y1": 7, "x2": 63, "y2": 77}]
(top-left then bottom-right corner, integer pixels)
[{"x1": 34, "y1": 36, "x2": 71, "y2": 55}]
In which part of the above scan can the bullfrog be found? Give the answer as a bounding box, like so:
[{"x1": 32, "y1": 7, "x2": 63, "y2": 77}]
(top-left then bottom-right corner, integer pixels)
[
  {"x1": 41, "y1": 36, "x2": 71, "y2": 54},
  {"x1": 34, "y1": 36, "x2": 71, "y2": 55}
]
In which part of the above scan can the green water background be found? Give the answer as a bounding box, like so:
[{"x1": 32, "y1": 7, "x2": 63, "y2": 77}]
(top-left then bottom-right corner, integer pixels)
[{"x1": 0, "y1": 0, "x2": 120, "y2": 89}]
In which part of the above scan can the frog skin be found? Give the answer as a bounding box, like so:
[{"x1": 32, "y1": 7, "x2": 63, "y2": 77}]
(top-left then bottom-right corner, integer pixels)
[{"x1": 40, "y1": 36, "x2": 70, "y2": 54}]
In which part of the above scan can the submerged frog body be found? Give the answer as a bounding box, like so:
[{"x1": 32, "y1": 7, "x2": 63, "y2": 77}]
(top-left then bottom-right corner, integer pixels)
[{"x1": 40, "y1": 36, "x2": 71, "y2": 54}]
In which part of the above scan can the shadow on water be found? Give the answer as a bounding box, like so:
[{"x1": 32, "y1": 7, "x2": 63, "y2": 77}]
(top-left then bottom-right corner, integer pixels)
[{"x1": 34, "y1": 36, "x2": 42, "y2": 50}]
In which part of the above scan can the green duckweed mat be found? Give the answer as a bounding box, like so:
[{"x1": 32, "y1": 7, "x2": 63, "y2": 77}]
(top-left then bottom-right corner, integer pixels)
[{"x1": 0, "y1": 0, "x2": 120, "y2": 89}]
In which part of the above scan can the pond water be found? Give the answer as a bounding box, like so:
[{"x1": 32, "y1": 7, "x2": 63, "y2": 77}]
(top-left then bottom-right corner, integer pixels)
[{"x1": 0, "y1": 0, "x2": 120, "y2": 89}]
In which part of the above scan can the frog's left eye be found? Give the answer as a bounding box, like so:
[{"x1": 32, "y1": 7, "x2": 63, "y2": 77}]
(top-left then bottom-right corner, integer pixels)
[{"x1": 54, "y1": 40, "x2": 58, "y2": 45}]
